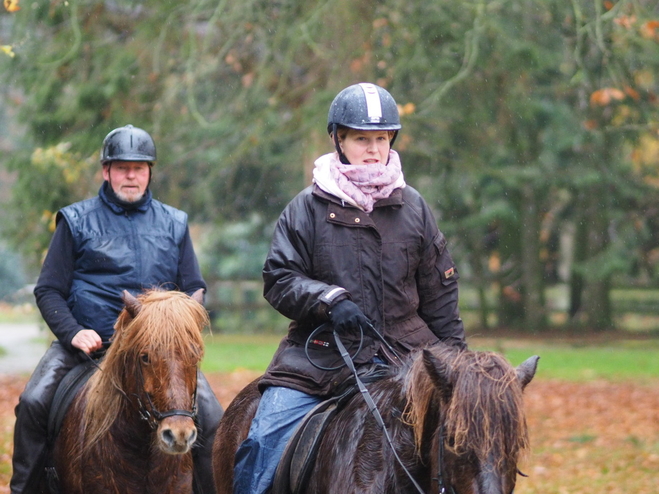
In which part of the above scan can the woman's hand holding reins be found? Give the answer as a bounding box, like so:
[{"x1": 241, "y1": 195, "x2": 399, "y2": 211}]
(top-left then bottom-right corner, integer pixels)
[{"x1": 328, "y1": 299, "x2": 369, "y2": 333}]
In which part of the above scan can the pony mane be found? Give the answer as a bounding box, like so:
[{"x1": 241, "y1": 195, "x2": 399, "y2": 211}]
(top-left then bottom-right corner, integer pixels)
[
  {"x1": 81, "y1": 289, "x2": 209, "y2": 449},
  {"x1": 404, "y1": 345, "x2": 529, "y2": 469}
]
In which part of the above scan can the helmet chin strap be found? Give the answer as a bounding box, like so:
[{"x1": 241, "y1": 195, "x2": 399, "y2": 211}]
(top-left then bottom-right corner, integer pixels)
[{"x1": 332, "y1": 123, "x2": 351, "y2": 164}]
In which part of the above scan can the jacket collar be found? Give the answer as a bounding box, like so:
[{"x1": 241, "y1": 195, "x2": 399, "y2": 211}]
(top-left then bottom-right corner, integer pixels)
[{"x1": 99, "y1": 181, "x2": 153, "y2": 214}]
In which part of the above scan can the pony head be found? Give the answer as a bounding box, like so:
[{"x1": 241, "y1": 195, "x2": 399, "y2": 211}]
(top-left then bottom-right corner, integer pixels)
[
  {"x1": 83, "y1": 289, "x2": 209, "y2": 455},
  {"x1": 406, "y1": 344, "x2": 539, "y2": 494}
]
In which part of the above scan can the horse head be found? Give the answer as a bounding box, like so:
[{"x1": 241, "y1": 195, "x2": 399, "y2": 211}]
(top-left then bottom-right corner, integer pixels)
[
  {"x1": 408, "y1": 345, "x2": 539, "y2": 494},
  {"x1": 84, "y1": 289, "x2": 208, "y2": 456}
]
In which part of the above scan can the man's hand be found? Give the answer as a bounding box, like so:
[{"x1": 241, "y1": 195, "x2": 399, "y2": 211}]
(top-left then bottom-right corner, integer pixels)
[{"x1": 71, "y1": 329, "x2": 103, "y2": 354}]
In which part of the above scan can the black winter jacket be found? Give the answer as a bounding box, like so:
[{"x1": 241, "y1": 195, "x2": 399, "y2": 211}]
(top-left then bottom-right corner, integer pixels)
[{"x1": 260, "y1": 184, "x2": 466, "y2": 396}]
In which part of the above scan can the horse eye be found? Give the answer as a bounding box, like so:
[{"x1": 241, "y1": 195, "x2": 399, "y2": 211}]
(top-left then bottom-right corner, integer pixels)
[{"x1": 140, "y1": 353, "x2": 150, "y2": 364}]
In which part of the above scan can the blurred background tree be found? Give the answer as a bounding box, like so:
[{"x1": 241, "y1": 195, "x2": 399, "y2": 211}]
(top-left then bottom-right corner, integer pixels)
[{"x1": 1, "y1": 0, "x2": 658, "y2": 332}]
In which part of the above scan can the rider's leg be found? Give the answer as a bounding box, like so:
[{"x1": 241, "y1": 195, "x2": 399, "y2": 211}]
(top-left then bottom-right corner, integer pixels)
[
  {"x1": 192, "y1": 371, "x2": 224, "y2": 494},
  {"x1": 10, "y1": 342, "x2": 78, "y2": 494},
  {"x1": 233, "y1": 386, "x2": 322, "y2": 494}
]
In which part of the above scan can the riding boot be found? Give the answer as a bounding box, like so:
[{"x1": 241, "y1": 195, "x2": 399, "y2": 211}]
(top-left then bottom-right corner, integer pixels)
[
  {"x1": 11, "y1": 342, "x2": 78, "y2": 494},
  {"x1": 192, "y1": 371, "x2": 224, "y2": 494}
]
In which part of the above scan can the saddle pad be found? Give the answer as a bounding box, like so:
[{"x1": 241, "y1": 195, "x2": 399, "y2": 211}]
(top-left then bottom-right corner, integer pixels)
[{"x1": 47, "y1": 360, "x2": 98, "y2": 446}]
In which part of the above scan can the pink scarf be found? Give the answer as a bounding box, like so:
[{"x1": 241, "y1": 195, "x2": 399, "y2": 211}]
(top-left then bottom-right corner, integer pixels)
[{"x1": 313, "y1": 151, "x2": 406, "y2": 213}]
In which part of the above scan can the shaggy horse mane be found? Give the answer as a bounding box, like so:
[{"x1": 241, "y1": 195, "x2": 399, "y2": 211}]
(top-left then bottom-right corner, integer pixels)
[
  {"x1": 404, "y1": 344, "x2": 529, "y2": 469},
  {"x1": 81, "y1": 289, "x2": 208, "y2": 451}
]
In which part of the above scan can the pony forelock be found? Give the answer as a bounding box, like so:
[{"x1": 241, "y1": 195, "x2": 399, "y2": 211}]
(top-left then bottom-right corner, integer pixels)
[{"x1": 404, "y1": 345, "x2": 529, "y2": 469}]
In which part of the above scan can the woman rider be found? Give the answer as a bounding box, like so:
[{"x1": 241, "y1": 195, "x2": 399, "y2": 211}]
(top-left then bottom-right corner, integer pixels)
[{"x1": 233, "y1": 82, "x2": 467, "y2": 494}]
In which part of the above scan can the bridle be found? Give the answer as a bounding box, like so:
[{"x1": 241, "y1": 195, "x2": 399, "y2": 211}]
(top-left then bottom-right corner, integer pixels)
[
  {"x1": 432, "y1": 413, "x2": 524, "y2": 494},
  {"x1": 80, "y1": 344, "x2": 199, "y2": 430},
  {"x1": 133, "y1": 355, "x2": 199, "y2": 430},
  {"x1": 433, "y1": 423, "x2": 456, "y2": 494}
]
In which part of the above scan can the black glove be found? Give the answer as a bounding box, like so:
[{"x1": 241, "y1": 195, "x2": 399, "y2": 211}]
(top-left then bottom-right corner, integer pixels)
[{"x1": 328, "y1": 299, "x2": 369, "y2": 334}]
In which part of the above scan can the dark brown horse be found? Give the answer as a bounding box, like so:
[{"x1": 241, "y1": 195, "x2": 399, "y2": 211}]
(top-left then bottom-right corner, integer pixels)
[
  {"x1": 51, "y1": 289, "x2": 208, "y2": 494},
  {"x1": 212, "y1": 344, "x2": 538, "y2": 494}
]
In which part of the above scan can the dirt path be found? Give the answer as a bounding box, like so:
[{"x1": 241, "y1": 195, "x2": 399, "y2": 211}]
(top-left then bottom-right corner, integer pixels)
[{"x1": 1, "y1": 373, "x2": 657, "y2": 493}]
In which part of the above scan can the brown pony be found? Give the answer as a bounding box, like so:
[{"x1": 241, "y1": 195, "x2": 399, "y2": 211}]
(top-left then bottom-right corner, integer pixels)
[
  {"x1": 212, "y1": 344, "x2": 538, "y2": 494},
  {"x1": 51, "y1": 289, "x2": 208, "y2": 494}
]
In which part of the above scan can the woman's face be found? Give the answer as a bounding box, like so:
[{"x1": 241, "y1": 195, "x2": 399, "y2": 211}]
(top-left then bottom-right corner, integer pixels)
[{"x1": 338, "y1": 129, "x2": 391, "y2": 165}]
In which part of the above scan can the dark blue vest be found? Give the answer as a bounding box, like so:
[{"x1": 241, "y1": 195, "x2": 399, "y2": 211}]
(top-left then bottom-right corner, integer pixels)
[{"x1": 58, "y1": 185, "x2": 188, "y2": 341}]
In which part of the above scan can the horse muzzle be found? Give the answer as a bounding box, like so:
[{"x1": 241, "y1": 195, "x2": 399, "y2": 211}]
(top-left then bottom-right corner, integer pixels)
[{"x1": 157, "y1": 416, "x2": 198, "y2": 454}]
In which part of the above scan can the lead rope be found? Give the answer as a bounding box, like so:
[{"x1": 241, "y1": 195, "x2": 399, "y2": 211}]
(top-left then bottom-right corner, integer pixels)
[{"x1": 332, "y1": 331, "x2": 426, "y2": 494}]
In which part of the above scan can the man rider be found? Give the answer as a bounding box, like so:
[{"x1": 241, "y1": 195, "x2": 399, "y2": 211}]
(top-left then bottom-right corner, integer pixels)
[{"x1": 10, "y1": 124, "x2": 222, "y2": 494}]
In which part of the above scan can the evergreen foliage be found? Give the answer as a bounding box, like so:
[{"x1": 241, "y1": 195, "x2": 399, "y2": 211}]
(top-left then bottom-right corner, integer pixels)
[{"x1": 1, "y1": 0, "x2": 658, "y2": 330}]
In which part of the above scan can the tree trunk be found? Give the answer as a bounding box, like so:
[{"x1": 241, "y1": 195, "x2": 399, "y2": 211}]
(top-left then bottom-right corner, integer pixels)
[
  {"x1": 582, "y1": 189, "x2": 613, "y2": 330},
  {"x1": 520, "y1": 183, "x2": 547, "y2": 330},
  {"x1": 569, "y1": 215, "x2": 587, "y2": 321}
]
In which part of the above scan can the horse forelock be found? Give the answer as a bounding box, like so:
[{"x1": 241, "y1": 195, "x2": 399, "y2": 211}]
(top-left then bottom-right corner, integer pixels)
[
  {"x1": 404, "y1": 346, "x2": 529, "y2": 469},
  {"x1": 81, "y1": 289, "x2": 208, "y2": 450},
  {"x1": 114, "y1": 290, "x2": 207, "y2": 361}
]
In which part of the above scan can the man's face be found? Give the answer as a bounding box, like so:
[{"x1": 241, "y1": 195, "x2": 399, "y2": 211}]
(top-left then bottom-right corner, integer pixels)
[{"x1": 103, "y1": 161, "x2": 151, "y2": 202}]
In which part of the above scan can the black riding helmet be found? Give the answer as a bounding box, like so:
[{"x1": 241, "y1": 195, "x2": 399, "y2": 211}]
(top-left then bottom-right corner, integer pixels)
[
  {"x1": 327, "y1": 83, "x2": 402, "y2": 163},
  {"x1": 100, "y1": 125, "x2": 157, "y2": 165}
]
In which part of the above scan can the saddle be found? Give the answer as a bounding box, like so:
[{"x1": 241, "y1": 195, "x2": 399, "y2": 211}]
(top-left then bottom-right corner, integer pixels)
[
  {"x1": 271, "y1": 363, "x2": 392, "y2": 494},
  {"x1": 45, "y1": 359, "x2": 99, "y2": 494}
]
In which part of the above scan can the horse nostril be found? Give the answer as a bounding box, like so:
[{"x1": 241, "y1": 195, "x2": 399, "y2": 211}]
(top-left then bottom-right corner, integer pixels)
[{"x1": 161, "y1": 428, "x2": 176, "y2": 447}]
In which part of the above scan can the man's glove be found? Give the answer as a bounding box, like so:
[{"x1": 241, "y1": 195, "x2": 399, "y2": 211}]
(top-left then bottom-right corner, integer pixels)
[{"x1": 328, "y1": 299, "x2": 369, "y2": 334}]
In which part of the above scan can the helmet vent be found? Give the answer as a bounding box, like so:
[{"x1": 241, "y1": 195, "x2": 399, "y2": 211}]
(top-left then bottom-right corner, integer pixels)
[{"x1": 359, "y1": 83, "x2": 383, "y2": 123}]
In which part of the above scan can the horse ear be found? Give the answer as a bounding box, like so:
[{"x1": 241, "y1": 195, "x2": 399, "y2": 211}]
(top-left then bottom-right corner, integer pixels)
[
  {"x1": 516, "y1": 355, "x2": 540, "y2": 389},
  {"x1": 422, "y1": 348, "x2": 453, "y2": 402},
  {"x1": 190, "y1": 288, "x2": 205, "y2": 305},
  {"x1": 122, "y1": 290, "x2": 142, "y2": 318}
]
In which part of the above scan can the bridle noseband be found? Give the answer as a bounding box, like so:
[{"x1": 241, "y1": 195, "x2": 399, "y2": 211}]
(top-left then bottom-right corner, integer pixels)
[{"x1": 133, "y1": 358, "x2": 199, "y2": 430}]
